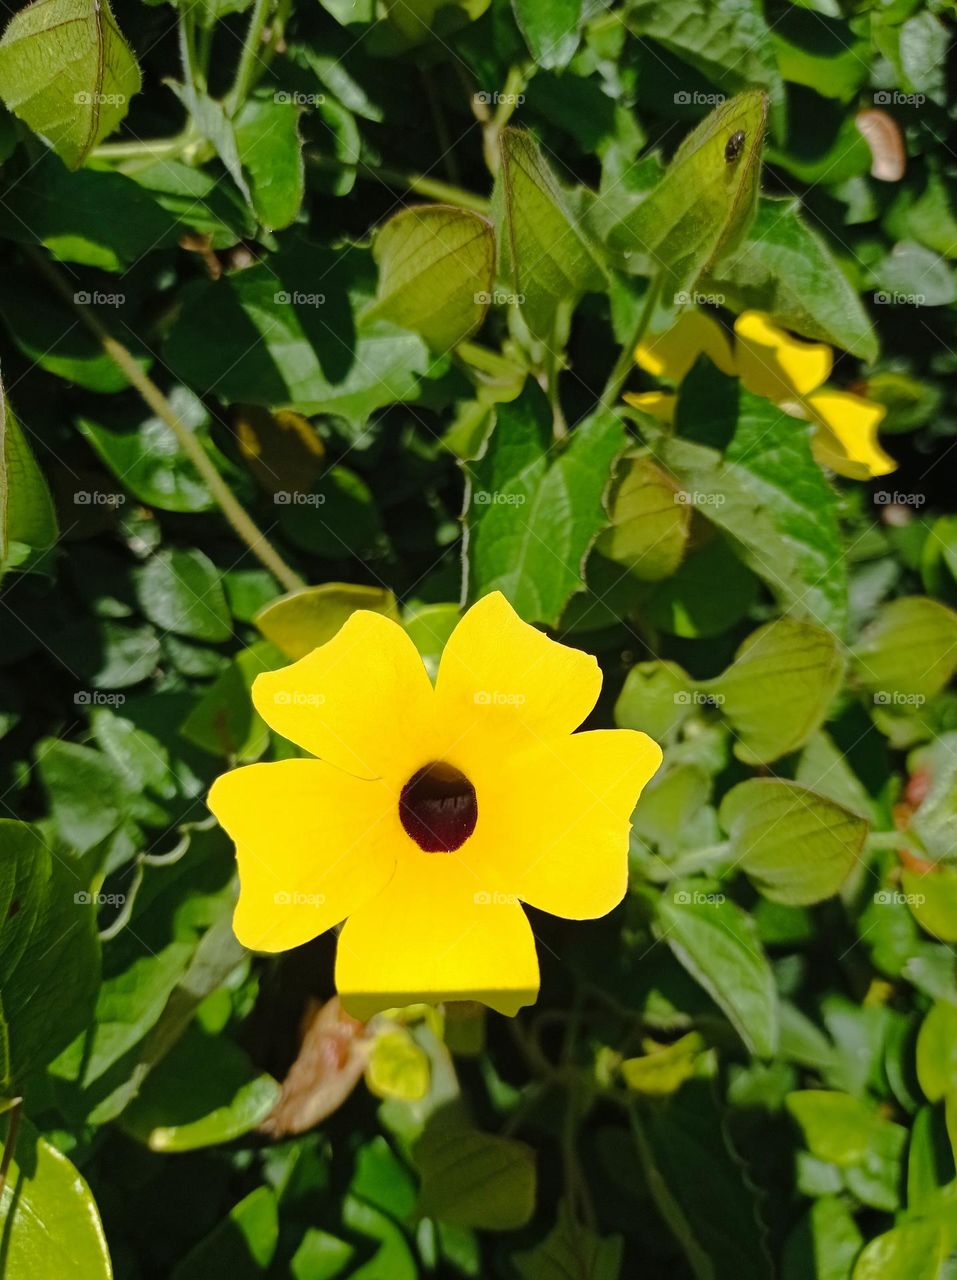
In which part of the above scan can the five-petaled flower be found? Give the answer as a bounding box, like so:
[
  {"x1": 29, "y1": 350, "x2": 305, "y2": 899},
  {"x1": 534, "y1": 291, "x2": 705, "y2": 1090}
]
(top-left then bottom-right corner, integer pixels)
[
  {"x1": 208, "y1": 592, "x2": 662, "y2": 1020},
  {"x1": 625, "y1": 309, "x2": 895, "y2": 480}
]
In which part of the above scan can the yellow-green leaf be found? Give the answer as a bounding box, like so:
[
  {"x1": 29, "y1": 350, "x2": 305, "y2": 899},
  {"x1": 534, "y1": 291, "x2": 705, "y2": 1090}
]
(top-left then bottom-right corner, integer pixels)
[
  {"x1": 366, "y1": 204, "x2": 495, "y2": 352},
  {"x1": 255, "y1": 583, "x2": 400, "y2": 659},
  {"x1": 853, "y1": 596, "x2": 957, "y2": 703},
  {"x1": 365, "y1": 1029, "x2": 430, "y2": 1101},
  {"x1": 621, "y1": 1031, "x2": 704, "y2": 1097},
  {"x1": 494, "y1": 128, "x2": 606, "y2": 340},
  {"x1": 597, "y1": 454, "x2": 690, "y2": 581},
  {"x1": 1, "y1": 374, "x2": 57, "y2": 578},
  {"x1": 0, "y1": 1113, "x2": 112, "y2": 1279},
  {"x1": 705, "y1": 617, "x2": 844, "y2": 764},
  {"x1": 608, "y1": 90, "x2": 767, "y2": 296},
  {"x1": 0, "y1": 0, "x2": 140, "y2": 169},
  {"x1": 720, "y1": 779, "x2": 866, "y2": 905},
  {"x1": 916, "y1": 1002, "x2": 957, "y2": 1103}
]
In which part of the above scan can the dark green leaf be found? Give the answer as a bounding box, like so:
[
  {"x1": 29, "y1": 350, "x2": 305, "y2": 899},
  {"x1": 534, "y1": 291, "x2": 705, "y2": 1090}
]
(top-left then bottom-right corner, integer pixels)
[{"x1": 464, "y1": 384, "x2": 626, "y2": 626}]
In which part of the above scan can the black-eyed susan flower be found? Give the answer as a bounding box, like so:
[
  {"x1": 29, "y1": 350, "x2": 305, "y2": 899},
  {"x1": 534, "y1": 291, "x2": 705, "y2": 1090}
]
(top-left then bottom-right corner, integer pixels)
[
  {"x1": 208, "y1": 592, "x2": 662, "y2": 1020},
  {"x1": 625, "y1": 309, "x2": 895, "y2": 480}
]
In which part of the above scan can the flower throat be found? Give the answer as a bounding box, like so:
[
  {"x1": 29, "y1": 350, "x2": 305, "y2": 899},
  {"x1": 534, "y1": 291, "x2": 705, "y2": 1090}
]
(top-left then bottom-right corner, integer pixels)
[{"x1": 399, "y1": 761, "x2": 477, "y2": 852}]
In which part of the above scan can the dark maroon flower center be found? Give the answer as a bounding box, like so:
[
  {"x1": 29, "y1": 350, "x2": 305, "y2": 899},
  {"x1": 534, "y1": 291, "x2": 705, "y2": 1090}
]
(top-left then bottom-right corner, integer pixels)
[{"x1": 399, "y1": 761, "x2": 477, "y2": 852}]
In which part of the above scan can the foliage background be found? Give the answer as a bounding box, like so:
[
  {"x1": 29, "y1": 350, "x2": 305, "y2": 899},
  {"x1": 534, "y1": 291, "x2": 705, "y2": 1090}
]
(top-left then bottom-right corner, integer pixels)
[{"x1": 1, "y1": 0, "x2": 957, "y2": 1276}]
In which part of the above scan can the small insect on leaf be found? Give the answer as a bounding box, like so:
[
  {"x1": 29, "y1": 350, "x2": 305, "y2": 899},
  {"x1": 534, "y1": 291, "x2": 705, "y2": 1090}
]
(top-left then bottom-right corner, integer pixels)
[{"x1": 725, "y1": 131, "x2": 746, "y2": 163}]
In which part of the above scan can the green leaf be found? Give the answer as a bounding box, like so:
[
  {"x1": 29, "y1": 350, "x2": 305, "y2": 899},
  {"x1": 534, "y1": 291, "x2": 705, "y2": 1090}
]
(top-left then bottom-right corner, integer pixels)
[
  {"x1": 852, "y1": 597, "x2": 957, "y2": 703},
  {"x1": 657, "y1": 883, "x2": 779, "y2": 1057},
  {"x1": 781, "y1": 1196, "x2": 863, "y2": 1280},
  {"x1": 621, "y1": 1031, "x2": 704, "y2": 1098},
  {"x1": 706, "y1": 196, "x2": 878, "y2": 362},
  {"x1": 172, "y1": 1187, "x2": 279, "y2": 1280},
  {"x1": 513, "y1": 1200, "x2": 622, "y2": 1279},
  {"x1": 512, "y1": 0, "x2": 581, "y2": 70},
  {"x1": 135, "y1": 549, "x2": 232, "y2": 643},
  {"x1": 0, "y1": 267, "x2": 149, "y2": 391},
  {"x1": 0, "y1": 1113, "x2": 111, "y2": 1278},
  {"x1": 637, "y1": 534, "x2": 758, "y2": 639},
  {"x1": 607, "y1": 91, "x2": 767, "y2": 296},
  {"x1": 164, "y1": 241, "x2": 434, "y2": 425},
  {"x1": 464, "y1": 384, "x2": 626, "y2": 626},
  {"x1": 121, "y1": 1026, "x2": 280, "y2": 1151},
  {"x1": 366, "y1": 205, "x2": 495, "y2": 352},
  {"x1": 624, "y1": 1, "x2": 783, "y2": 125},
  {"x1": 1, "y1": 376, "x2": 58, "y2": 578},
  {"x1": 37, "y1": 737, "x2": 146, "y2": 852},
  {"x1": 876, "y1": 240, "x2": 957, "y2": 308},
  {"x1": 0, "y1": 820, "x2": 100, "y2": 1089},
  {"x1": 902, "y1": 867, "x2": 957, "y2": 945},
  {"x1": 614, "y1": 659, "x2": 695, "y2": 743},
  {"x1": 596, "y1": 454, "x2": 690, "y2": 581},
  {"x1": 180, "y1": 641, "x2": 283, "y2": 760},
  {"x1": 720, "y1": 780, "x2": 866, "y2": 905},
  {"x1": 786, "y1": 1091, "x2": 906, "y2": 1169},
  {"x1": 494, "y1": 128, "x2": 606, "y2": 340},
  {"x1": 415, "y1": 1113, "x2": 536, "y2": 1229},
  {"x1": 291, "y1": 1228, "x2": 355, "y2": 1280},
  {"x1": 403, "y1": 603, "x2": 460, "y2": 678},
  {"x1": 77, "y1": 388, "x2": 220, "y2": 514},
  {"x1": 255, "y1": 583, "x2": 399, "y2": 660},
  {"x1": 49, "y1": 832, "x2": 238, "y2": 1124},
  {"x1": 233, "y1": 93, "x2": 305, "y2": 231},
  {"x1": 852, "y1": 1220, "x2": 944, "y2": 1280},
  {"x1": 654, "y1": 372, "x2": 847, "y2": 632},
  {"x1": 705, "y1": 617, "x2": 845, "y2": 764},
  {"x1": 629, "y1": 1080, "x2": 773, "y2": 1280},
  {"x1": 365, "y1": 1029, "x2": 430, "y2": 1101},
  {"x1": 916, "y1": 1002, "x2": 957, "y2": 1103},
  {"x1": 0, "y1": 154, "x2": 178, "y2": 271},
  {"x1": 0, "y1": 0, "x2": 140, "y2": 168},
  {"x1": 128, "y1": 155, "x2": 257, "y2": 248}
]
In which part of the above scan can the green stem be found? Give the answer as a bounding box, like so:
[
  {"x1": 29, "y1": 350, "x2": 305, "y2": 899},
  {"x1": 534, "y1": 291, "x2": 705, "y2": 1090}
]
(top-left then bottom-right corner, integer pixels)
[
  {"x1": 599, "y1": 274, "x2": 663, "y2": 410},
  {"x1": 0, "y1": 1098, "x2": 22, "y2": 1202},
  {"x1": 866, "y1": 831, "x2": 915, "y2": 852},
  {"x1": 93, "y1": 134, "x2": 189, "y2": 161},
  {"x1": 306, "y1": 153, "x2": 490, "y2": 213},
  {"x1": 482, "y1": 64, "x2": 530, "y2": 175},
  {"x1": 178, "y1": 9, "x2": 203, "y2": 92},
  {"x1": 228, "y1": 0, "x2": 275, "y2": 115},
  {"x1": 258, "y1": 0, "x2": 293, "y2": 80},
  {"x1": 27, "y1": 250, "x2": 305, "y2": 594}
]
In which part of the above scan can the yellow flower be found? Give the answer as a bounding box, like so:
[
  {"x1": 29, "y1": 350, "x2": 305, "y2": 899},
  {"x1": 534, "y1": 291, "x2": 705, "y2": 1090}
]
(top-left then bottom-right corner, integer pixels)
[
  {"x1": 625, "y1": 309, "x2": 895, "y2": 480},
  {"x1": 208, "y1": 592, "x2": 662, "y2": 1021}
]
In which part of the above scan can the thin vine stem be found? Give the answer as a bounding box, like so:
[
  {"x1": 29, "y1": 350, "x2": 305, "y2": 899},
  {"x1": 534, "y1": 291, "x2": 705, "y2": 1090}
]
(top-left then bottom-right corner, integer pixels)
[
  {"x1": 27, "y1": 249, "x2": 305, "y2": 593},
  {"x1": 305, "y1": 153, "x2": 490, "y2": 214},
  {"x1": 599, "y1": 274, "x2": 664, "y2": 410},
  {"x1": 228, "y1": 0, "x2": 275, "y2": 115}
]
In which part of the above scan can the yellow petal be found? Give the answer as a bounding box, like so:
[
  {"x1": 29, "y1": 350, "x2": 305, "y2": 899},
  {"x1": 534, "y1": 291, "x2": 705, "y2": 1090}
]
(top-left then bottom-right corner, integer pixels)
[
  {"x1": 623, "y1": 390, "x2": 677, "y2": 424},
  {"x1": 468, "y1": 729, "x2": 662, "y2": 919},
  {"x1": 734, "y1": 311, "x2": 832, "y2": 402},
  {"x1": 252, "y1": 610, "x2": 435, "y2": 782},
  {"x1": 208, "y1": 759, "x2": 398, "y2": 951},
  {"x1": 805, "y1": 390, "x2": 896, "y2": 479},
  {"x1": 335, "y1": 850, "x2": 539, "y2": 1018},
  {"x1": 634, "y1": 309, "x2": 736, "y2": 382},
  {"x1": 433, "y1": 592, "x2": 601, "y2": 758}
]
